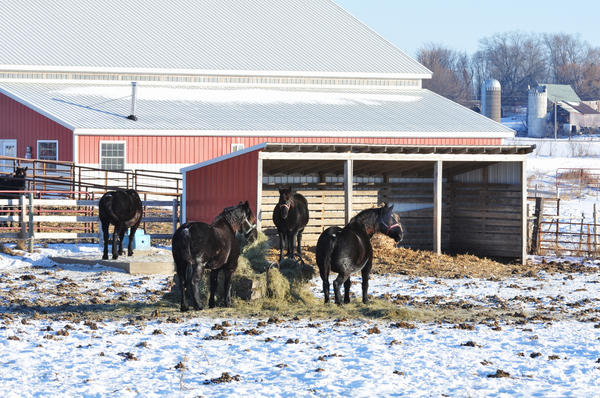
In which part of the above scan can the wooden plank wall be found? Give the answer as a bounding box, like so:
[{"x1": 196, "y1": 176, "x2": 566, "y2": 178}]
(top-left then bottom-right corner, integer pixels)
[
  {"x1": 260, "y1": 184, "x2": 446, "y2": 249},
  {"x1": 448, "y1": 183, "x2": 522, "y2": 258}
]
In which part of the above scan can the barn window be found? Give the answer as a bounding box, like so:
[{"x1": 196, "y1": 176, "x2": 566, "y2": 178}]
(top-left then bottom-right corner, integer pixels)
[
  {"x1": 100, "y1": 141, "x2": 126, "y2": 170},
  {"x1": 231, "y1": 143, "x2": 245, "y2": 152},
  {"x1": 37, "y1": 140, "x2": 58, "y2": 169}
]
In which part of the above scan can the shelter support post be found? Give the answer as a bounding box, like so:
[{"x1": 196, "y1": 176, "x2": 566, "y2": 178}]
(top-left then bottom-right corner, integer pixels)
[
  {"x1": 256, "y1": 157, "x2": 263, "y2": 230},
  {"x1": 344, "y1": 159, "x2": 353, "y2": 224},
  {"x1": 433, "y1": 160, "x2": 443, "y2": 255},
  {"x1": 521, "y1": 160, "x2": 527, "y2": 265}
]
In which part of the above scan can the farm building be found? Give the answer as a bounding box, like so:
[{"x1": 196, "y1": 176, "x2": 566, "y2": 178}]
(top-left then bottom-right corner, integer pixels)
[
  {"x1": 182, "y1": 143, "x2": 532, "y2": 263},
  {"x1": 0, "y1": 0, "x2": 529, "y2": 260},
  {"x1": 0, "y1": 0, "x2": 513, "y2": 173}
]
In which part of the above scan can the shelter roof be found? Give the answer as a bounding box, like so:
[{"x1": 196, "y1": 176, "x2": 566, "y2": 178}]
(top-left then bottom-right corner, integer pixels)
[
  {"x1": 0, "y1": 0, "x2": 430, "y2": 79},
  {"x1": 0, "y1": 81, "x2": 514, "y2": 137}
]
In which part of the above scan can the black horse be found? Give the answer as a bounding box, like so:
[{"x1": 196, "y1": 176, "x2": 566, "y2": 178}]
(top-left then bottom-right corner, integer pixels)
[
  {"x1": 172, "y1": 201, "x2": 256, "y2": 312},
  {"x1": 272, "y1": 187, "x2": 309, "y2": 263},
  {"x1": 316, "y1": 203, "x2": 403, "y2": 305},
  {"x1": 98, "y1": 189, "x2": 143, "y2": 260},
  {"x1": 0, "y1": 166, "x2": 28, "y2": 227}
]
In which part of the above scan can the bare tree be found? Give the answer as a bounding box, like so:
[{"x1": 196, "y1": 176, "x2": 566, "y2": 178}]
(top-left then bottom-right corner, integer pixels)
[
  {"x1": 475, "y1": 32, "x2": 547, "y2": 105},
  {"x1": 416, "y1": 43, "x2": 474, "y2": 105}
]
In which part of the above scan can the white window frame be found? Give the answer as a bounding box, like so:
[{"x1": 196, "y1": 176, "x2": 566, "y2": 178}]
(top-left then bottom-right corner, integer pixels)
[
  {"x1": 37, "y1": 139, "x2": 58, "y2": 162},
  {"x1": 231, "y1": 143, "x2": 245, "y2": 153},
  {"x1": 99, "y1": 140, "x2": 127, "y2": 171}
]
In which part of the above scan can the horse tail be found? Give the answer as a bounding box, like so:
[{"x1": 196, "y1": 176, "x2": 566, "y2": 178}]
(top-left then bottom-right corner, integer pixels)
[
  {"x1": 172, "y1": 224, "x2": 195, "y2": 284},
  {"x1": 98, "y1": 192, "x2": 118, "y2": 223},
  {"x1": 316, "y1": 226, "x2": 340, "y2": 274}
]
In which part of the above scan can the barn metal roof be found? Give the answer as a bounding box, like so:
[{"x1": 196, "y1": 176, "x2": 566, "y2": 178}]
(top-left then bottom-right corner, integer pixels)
[
  {"x1": 0, "y1": 81, "x2": 515, "y2": 137},
  {"x1": 540, "y1": 84, "x2": 581, "y2": 104},
  {"x1": 0, "y1": 0, "x2": 430, "y2": 79}
]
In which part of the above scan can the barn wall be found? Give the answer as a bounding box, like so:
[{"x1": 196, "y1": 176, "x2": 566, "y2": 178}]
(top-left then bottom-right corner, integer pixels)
[
  {"x1": 77, "y1": 135, "x2": 502, "y2": 165},
  {"x1": 0, "y1": 93, "x2": 73, "y2": 160},
  {"x1": 184, "y1": 149, "x2": 259, "y2": 224},
  {"x1": 448, "y1": 169, "x2": 523, "y2": 258}
]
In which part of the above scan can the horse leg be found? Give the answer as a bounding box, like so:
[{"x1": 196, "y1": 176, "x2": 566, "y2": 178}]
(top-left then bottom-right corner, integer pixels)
[
  {"x1": 278, "y1": 231, "x2": 286, "y2": 262},
  {"x1": 287, "y1": 231, "x2": 296, "y2": 260},
  {"x1": 319, "y1": 264, "x2": 330, "y2": 303},
  {"x1": 222, "y1": 265, "x2": 236, "y2": 308},
  {"x1": 101, "y1": 221, "x2": 110, "y2": 260},
  {"x1": 112, "y1": 225, "x2": 120, "y2": 260},
  {"x1": 296, "y1": 229, "x2": 305, "y2": 264},
  {"x1": 117, "y1": 226, "x2": 126, "y2": 257},
  {"x1": 127, "y1": 225, "x2": 139, "y2": 256},
  {"x1": 181, "y1": 262, "x2": 196, "y2": 312},
  {"x1": 344, "y1": 277, "x2": 351, "y2": 304},
  {"x1": 191, "y1": 264, "x2": 204, "y2": 310},
  {"x1": 361, "y1": 258, "x2": 373, "y2": 304},
  {"x1": 208, "y1": 269, "x2": 219, "y2": 309},
  {"x1": 332, "y1": 273, "x2": 349, "y2": 305}
]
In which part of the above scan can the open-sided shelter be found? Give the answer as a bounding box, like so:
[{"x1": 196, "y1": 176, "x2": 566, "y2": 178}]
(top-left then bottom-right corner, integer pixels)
[{"x1": 182, "y1": 143, "x2": 533, "y2": 263}]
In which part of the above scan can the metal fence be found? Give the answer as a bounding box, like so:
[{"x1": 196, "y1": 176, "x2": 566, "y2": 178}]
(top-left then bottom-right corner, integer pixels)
[{"x1": 0, "y1": 193, "x2": 179, "y2": 252}]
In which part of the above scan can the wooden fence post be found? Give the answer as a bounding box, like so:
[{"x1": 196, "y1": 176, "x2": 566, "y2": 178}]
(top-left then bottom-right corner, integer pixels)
[
  {"x1": 172, "y1": 198, "x2": 179, "y2": 235},
  {"x1": 530, "y1": 197, "x2": 544, "y2": 255},
  {"x1": 594, "y1": 203, "x2": 598, "y2": 257},
  {"x1": 28, "y1": 193, "x2": 34, "y2": 252}
]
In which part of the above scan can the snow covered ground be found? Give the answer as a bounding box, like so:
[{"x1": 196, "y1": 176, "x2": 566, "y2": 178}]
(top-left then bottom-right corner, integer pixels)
[
  {"x1": 1, "y1": 242, "x2": 599, "y2": 397},
  {"x1": 1, "y1": 155, "x2": 600, "y2": 397}
]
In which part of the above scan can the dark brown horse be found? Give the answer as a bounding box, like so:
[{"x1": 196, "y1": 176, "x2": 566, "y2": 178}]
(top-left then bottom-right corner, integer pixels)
[
  {"x1": 99, "y1": 189, "x2": 143, "y2": 260},
  {"x1": 316, "y1": 204, "x2": 403, "y2": 305},
  {"x1": 272, "y1": 187, "x2": 309, "y2": 263},
  {"x1": 0, "y1": 166, "x2": 28, "y2": 227},
  {"x1": 172, "y1": 201, "x2": 256, "y2": 312}
]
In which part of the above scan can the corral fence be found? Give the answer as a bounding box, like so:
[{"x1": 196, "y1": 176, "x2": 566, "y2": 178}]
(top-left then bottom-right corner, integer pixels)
[
  {"x1": 0, "y1": 155, "x2": 182, "y2": 198},
  {"x1": 528, "y1": 196, "x2": 600, "y2": 257},
  {"x1": 556, "y1": 168, "x2": 600, "y2": 199},
  {"x1": 0, "y1": 192, "x2": 179, "y2": 252}
]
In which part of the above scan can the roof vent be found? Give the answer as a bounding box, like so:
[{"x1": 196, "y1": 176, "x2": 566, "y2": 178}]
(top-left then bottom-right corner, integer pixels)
[{"x1": 127, "y1": 82, "x2": 138, "y2": 121}]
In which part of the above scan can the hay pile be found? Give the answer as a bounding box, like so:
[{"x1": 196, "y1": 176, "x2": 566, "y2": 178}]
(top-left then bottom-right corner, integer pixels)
[{"x1": 192, "y1": 232, "x2": 316, "y2": 307}]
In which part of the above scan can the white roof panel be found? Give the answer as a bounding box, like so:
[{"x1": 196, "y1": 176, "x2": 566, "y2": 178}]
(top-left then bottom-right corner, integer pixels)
[
  {"x1": 0, "y1": 81, "x2": 514, "y2": 136},
  {"x1": 0, "y1": 0, "x2": 430, "y2": 78}
]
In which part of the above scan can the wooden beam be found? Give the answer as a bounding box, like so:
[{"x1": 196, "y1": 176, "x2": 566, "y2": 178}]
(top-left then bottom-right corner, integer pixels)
[
  {"x1": 344, "y1": 159, "x2": 353, "y2": 224},
  {"x1": 256, "y1": 157, "x2": 263, "y2": 230},
  {"x1": 521, "y1": 160, "x2": 527, "y2": 265},
  {"x1": 433, "y1": 160, "x2": 443, "y2": 255}
]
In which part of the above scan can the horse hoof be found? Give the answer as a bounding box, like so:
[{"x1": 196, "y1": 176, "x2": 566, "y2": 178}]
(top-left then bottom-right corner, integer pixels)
[
  {"x1": 193, "y1": 305, "x2": 202, "y2": 311},
  {"x1": 102, "y1": 255, "x2": 108, "y2": 260},
  {"x1": 180, "y1": 306, "x2": 189, "y2": 312},
  {"x1": 128, "y1": 252, "x2": 133, "y2": 257},
  {"x1": 112, "y1": 255, "x2": 118, "y2": 260}
]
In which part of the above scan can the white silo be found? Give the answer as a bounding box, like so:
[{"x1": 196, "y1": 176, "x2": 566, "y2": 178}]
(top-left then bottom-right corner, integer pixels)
[
  {"x1": 480, "y1": 79, "x2": 502, "y2": 122},
  {"x1": 527, "y1": 86, "x2": 548, "y2": 138}
]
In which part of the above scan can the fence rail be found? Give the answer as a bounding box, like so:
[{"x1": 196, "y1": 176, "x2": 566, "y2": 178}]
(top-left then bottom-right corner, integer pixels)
[
  {"x1": 0, "y1": 193, "x2": 179, "y2": 251},
  {"x1": 1, "y1": 155, "x2": 182, "y2": 199}
]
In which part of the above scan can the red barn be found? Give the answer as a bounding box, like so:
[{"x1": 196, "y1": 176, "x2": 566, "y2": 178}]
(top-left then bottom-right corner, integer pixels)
[{"x1": 0, "y1": 0, "x2": 513, "y2": 173}]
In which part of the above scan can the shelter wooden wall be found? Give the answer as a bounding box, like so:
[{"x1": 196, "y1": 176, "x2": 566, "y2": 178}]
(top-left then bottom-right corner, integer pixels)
[
  {"x1": 260, "y1": 183, "x2": 449, "y2": 249},
  {"x1": 447, "y1": 182, "x2": 522, "y2": 258}
]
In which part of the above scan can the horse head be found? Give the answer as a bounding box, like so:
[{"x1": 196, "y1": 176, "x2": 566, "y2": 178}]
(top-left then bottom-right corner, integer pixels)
[
  {"x1": 277, "y1": 187, "x2": 294, "y2": 219},
  {"x1": 238, "y1": 200, "x2": 257, "y2": 244},
  {"x1": 377, "y1": 203, "x2": 404, "y2": 243},
  {"x1": 14, "y1": 166, "x2": 28, "y2": 178}
]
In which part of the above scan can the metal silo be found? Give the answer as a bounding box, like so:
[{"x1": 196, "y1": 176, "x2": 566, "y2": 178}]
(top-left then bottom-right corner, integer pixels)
[
  {"x1": 527, "y1": 86, "x2": 548, "y2": 138},
  {"x1": 481, "y1": 79, "x2": 501, "y2": 122}
]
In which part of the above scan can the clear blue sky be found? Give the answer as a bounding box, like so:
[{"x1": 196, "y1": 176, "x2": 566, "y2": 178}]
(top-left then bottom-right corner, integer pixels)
[{"x1": 335, "y1": 0, "x2": 600, "y2": 57}]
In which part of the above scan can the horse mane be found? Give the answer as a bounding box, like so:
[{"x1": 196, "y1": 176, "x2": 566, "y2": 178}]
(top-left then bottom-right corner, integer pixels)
[
  {"x1": 213, "y1": 204, "x2": 245, "y2": 229},
  {"x1": 349, "y1": 207, "x2": 379, "y2": 226}
]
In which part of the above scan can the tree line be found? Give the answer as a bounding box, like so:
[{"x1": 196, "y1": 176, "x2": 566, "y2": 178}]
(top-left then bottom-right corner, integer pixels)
[{"x1": 417, "y1": 32, "x2": 600, "y2": 107}]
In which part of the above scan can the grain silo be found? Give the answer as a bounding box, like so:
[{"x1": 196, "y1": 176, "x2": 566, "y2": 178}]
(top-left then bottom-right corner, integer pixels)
[
  {"x1": 480, "y1": 79, "x2": 501, "y2": 122},
  {"x1": 527, "y1": 85, "x2": 548, "y2": 138}
]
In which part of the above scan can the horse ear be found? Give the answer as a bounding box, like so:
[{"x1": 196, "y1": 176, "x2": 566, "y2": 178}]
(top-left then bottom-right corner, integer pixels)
[
  {"x1": 279, "y1": 188, "x2": 284, "y2": 194},
  {"x1": 244, "y1": 200, "x2": 249, "y2": 207}
]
